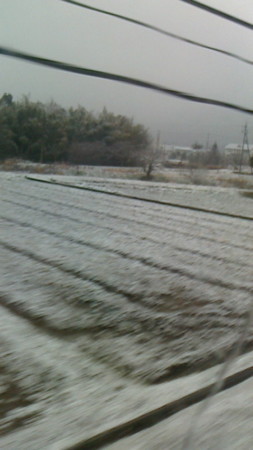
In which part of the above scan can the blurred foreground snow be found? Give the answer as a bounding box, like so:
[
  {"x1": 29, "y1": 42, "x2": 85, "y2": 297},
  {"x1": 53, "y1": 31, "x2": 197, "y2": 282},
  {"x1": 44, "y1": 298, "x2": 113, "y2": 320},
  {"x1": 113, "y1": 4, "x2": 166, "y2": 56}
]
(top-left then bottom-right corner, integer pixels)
[{"x1": 0, "y1": 172, "x2": 252, "y2": 449}]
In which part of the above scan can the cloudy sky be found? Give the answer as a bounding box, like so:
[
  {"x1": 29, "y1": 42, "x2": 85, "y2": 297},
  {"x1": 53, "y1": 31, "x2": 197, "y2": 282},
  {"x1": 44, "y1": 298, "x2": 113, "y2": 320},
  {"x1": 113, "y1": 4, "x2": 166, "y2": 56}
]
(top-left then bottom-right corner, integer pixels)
[{"x1": 1, "y1": 0, "x2": 253, "y2": 147}]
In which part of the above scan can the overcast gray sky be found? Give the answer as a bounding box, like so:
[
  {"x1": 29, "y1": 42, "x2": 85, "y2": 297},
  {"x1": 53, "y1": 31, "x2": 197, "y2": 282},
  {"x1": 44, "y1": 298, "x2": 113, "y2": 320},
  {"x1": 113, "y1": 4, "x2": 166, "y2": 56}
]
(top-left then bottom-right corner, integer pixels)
[{"x1": 1, "y1": 0, "x2": 253, "y2": 147}]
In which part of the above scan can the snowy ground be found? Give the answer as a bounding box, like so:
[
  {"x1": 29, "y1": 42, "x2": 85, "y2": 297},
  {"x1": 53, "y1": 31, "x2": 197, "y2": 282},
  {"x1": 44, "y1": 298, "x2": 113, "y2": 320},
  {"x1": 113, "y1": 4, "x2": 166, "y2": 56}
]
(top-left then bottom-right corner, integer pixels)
[
  {"x1": 31, "y1": 172, "x2": 253, "y2": 219},
  {"x1": 0, "y1": 172, "x2": 253, "y2": 449},
  {"x1": 107, "y1": 376, "x2": 253, "y2": 450}
]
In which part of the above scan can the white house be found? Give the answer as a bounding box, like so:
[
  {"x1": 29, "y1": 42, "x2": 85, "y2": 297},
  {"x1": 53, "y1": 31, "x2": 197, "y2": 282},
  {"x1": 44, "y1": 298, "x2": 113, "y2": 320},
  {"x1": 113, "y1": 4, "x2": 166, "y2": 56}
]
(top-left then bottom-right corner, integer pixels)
[{"x1": 224, "y1": 143, "x2": 253, "y2": 158}]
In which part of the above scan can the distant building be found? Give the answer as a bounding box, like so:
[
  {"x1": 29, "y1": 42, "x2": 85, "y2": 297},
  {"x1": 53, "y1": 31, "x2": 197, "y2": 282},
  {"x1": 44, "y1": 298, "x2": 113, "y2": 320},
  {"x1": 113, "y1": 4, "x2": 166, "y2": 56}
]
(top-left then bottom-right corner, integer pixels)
[
  {"x1": 224, "y1": 143, "x2": 253, "y2": 158},
  {"x1": 161, "y1": 144, "x2": 197, "y2": 162}
]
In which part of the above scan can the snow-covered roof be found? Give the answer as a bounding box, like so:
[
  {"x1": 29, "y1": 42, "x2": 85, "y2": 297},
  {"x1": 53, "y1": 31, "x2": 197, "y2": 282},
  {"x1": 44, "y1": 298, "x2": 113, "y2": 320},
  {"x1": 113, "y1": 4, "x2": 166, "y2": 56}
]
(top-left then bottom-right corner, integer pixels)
[{"x1": 161, "y1": 145, "x2": 196, "y2": 152}]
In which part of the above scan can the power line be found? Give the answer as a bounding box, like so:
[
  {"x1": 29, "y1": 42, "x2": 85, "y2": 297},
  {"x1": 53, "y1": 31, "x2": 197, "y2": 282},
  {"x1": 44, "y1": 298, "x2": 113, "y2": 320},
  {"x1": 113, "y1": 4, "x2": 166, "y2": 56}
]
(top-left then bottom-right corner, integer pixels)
[
  {"x1": 182, "y1": 0, "x2": 253, "y2": 30},
  {"x1": 60, "y1": 0, "x2": 253, "y2": 67},
  {"x1": 1, "y1": 46, "x2": 253, "y2": 115}
]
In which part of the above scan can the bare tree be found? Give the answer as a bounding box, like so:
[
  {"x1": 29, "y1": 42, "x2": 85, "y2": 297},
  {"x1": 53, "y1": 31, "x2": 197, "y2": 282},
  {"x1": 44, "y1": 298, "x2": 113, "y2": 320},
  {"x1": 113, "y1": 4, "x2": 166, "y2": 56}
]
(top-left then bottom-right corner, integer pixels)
[{"x1": 142, "y1": 132, "x2": 161, "y2": 179}]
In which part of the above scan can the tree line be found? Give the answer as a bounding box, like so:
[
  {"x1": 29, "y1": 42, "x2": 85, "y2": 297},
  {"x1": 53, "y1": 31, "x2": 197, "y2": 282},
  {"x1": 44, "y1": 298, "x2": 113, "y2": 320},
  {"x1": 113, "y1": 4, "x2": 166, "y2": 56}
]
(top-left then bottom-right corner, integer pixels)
[{"x1": 0, "y1": 93, "x2": 150, "y2": 166}]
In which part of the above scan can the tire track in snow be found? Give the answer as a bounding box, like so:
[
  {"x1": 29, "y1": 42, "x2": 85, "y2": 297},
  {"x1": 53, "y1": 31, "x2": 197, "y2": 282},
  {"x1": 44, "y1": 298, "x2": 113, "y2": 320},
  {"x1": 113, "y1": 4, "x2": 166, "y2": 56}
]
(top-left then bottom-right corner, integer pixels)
[
  {"x1": 2, "y1": 196, "x2": 253, "y2": 255},
  {"x1": 3, "y1": 192, "x2": 252, "y2": 273},
  {"x1": 4, "y1": 185, "x2": 253, "y2": 239},
  {"x1": 0, "y1": 217, "x2": 252, "y2": 296},
  {"x1": 5, "y1": 180, "x2": 253, "y2": 247},
  {"x1": 4, "y1": 180, "x2": 252, "y2": 236},
  {"x1": 0, "y1": 239, "x2": 158, "y2": 314},
  {"x1": 0, "y1": 294, "x2": 90, "y2": 337},
  {"x1": 2, "y1": 197, "x2": 253, "y2": 271},
  {"x1": 1, "y1": 206, "x2": 253, "y2": 290},
  {"x1": 0, "y1": 240, "x2": 136, "y2": 300}
]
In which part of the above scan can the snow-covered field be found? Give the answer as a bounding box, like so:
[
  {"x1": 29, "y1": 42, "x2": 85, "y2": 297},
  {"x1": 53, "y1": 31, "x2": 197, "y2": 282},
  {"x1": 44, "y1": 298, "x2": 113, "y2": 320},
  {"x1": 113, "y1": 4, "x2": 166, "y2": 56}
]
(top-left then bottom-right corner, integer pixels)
[
  {"x1": 33, "y1": 172, "x2": 253, "y2": 219},
  {"x1": 0, "y1": 172, "x2": 253, "y2": 449}
]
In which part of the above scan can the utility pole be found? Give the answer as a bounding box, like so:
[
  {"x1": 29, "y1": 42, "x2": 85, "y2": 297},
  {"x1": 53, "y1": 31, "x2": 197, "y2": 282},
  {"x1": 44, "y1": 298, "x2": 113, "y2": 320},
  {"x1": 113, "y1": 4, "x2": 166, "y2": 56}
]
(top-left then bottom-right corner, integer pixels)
[{"x1": 239, "y1": 123, "x2": 250, "y2": 173}]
